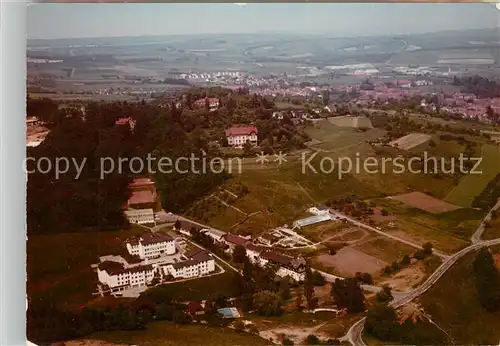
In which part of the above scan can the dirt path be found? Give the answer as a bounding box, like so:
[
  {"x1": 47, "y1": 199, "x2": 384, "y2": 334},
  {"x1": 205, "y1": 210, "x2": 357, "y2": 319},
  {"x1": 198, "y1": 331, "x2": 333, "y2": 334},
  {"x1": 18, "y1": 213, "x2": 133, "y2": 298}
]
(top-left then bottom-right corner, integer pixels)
[{"x1": 259, "y1": 321, "x2": 330, "y2": 345}]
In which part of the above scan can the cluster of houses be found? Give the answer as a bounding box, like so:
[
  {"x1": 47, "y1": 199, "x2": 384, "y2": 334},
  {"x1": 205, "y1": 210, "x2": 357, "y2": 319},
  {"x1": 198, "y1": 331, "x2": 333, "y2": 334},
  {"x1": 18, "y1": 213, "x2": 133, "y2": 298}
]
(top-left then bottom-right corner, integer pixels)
[
  {"x1": 193, "y1": 97, "x2": 220, "y2": 111},
  {"x1": 218, "y1": 233, "x2": 307, "y2": 282}
]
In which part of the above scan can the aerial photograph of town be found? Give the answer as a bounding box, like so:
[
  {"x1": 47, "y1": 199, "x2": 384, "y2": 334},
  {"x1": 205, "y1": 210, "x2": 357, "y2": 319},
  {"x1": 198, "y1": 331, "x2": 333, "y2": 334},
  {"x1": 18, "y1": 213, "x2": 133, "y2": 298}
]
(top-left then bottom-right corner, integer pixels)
[{"x1": 26, "y1": 3, "x2": 500, "y2": 346}]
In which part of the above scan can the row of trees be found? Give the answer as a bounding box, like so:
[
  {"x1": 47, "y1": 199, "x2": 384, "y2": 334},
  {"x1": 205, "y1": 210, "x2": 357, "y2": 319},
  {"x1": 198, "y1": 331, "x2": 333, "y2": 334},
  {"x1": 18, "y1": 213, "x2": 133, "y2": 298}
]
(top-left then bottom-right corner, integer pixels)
[
  {"x1": 472, "y1": 173, "x2": 500, "y2": 210},
  {"x1": 473, "y1": 247, "x2": 500, "y2": 312}
]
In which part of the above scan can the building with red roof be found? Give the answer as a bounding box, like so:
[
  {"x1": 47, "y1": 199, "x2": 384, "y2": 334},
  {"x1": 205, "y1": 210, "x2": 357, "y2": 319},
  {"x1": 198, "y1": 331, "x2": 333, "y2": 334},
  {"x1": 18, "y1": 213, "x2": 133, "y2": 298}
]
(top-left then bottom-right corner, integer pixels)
[
  {"x1": 225, "y1": 125, "x2": 258, "y2": 148},
  {"x1": 193, "y1": 97, "x2": 220, "y2": 111},
  {"x1": 127, "y1": 177, "x2": 158, "y2": 211}
]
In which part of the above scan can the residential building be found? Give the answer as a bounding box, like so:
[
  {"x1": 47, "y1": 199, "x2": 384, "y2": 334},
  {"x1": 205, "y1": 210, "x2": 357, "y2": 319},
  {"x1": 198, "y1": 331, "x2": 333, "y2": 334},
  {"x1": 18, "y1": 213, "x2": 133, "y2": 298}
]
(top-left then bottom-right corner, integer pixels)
[
  {"x1": 193, "y1": 97, "x2": 220, "y2": 111},
  {"x1": 308, "y1": 204, "x2": 330, "y2": 216},
  {"x1": 125, "y1": 232, "x2": 176, "y2": 259},
  {"x1": 26, "y1": 117, "x2": 40, "y2": 127},
  {"x1": 163, "y1": 249, "x2": 215, "y2": 279},
  {"x1": 221, "y1": 233, "x2": 251, "y2": 252},
  {"x1": 97, "y1": 261, "x2": 155, "y2": 292},
  {"x1": 259, "y1": 250, "x2": 306, "y2": 282},
  {"x1": 187, "y1": 301, "x2": 205, "y2": 316},
  {"x1": 124, "y1": 208, "x2": 155, "y2": 225},
  {"x1": 244, "y1": 243, "x2": 266, "y2": 265},
  {"x1": 225, "y1": 125, "x2": 258, "y2": 148},
  {"x1": 115, "y1": 117, "x2": 137, "y2": 132}
]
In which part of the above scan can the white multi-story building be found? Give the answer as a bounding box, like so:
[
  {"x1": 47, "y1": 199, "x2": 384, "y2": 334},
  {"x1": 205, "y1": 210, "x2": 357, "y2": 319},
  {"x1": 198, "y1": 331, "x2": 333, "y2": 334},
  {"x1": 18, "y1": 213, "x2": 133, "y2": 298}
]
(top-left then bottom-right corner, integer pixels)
[
  {"x1": 163, "y1": 248, "x2": 215, "y2": 279},
  {"x1": 97, "y1": 261, "x2": 155, "y2": 292},
  {"x1": 225, "y1": 125, "x2": 258, "y2": 148},
  {"x1": 125, "y1": 232, "x2": 176, "y2": 260},
  {"x1": 124, "y1": 208, "x2": 155, "y2": 225}
]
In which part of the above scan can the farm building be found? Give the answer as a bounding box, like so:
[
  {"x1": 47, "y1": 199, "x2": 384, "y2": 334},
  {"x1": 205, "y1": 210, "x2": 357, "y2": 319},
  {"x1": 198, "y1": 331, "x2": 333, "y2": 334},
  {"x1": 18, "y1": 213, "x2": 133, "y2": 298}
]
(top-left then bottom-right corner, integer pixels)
[{"x1": 293, "y1": 214, "x2": 332, "y2": 228}]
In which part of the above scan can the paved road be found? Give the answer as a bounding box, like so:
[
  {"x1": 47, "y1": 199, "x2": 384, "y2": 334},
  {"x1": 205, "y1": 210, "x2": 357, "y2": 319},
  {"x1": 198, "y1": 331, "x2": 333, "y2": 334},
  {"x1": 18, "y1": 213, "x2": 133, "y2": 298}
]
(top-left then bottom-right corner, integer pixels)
[
  {"x1": 471, "y1": 200, "x2": 500, "y2": 244},
  {"x1": 342, "y1": 237, "x2": 500, "y2": 346},
  {"x1": 333, "y1": 210, "x2": 450, "y2": 259}
]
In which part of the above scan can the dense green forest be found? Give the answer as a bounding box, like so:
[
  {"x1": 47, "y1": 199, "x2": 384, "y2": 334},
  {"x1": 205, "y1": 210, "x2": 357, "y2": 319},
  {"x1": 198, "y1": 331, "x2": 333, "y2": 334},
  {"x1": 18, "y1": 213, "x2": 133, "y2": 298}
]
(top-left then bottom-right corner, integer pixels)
[{"x1": 27, "y1": 89, "x2": 310, "y2": 234}]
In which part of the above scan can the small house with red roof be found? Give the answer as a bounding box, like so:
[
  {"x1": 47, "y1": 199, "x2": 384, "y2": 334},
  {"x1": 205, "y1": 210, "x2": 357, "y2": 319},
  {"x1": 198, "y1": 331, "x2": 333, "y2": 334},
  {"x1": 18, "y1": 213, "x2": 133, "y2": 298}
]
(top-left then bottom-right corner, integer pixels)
[{"x1": 225, "y1": 125, "x2": 258, "y2": 148}]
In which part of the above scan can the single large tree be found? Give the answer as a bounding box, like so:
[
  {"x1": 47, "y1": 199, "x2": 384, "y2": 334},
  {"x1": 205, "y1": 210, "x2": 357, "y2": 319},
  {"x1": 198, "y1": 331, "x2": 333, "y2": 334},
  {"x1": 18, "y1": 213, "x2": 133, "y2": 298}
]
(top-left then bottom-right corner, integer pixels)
[
  {"x1": 252, "y1": 290, "x2": 283, "y2": 317},
  {"x1": 331, "y1": 278, "x2": 365, "y2": 313}
]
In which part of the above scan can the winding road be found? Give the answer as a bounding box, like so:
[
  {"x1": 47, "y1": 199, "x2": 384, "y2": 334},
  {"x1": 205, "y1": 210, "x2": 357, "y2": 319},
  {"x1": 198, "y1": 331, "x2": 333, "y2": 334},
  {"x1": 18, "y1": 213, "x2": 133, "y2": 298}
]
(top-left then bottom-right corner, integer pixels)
[{"x1": 341, "y1": 201, "x2": 500, "y2": 346}]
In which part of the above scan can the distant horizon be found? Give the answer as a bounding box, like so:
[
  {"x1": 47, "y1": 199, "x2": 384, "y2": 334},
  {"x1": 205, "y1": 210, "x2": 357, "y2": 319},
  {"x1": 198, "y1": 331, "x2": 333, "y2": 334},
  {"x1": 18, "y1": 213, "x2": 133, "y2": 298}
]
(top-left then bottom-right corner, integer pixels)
[
  {"x1": 26, "y1": 26, "x2": 500, "y2": 43},
  {"x1": 28, "y1": 3, "x2": 500, "y2": 40}
]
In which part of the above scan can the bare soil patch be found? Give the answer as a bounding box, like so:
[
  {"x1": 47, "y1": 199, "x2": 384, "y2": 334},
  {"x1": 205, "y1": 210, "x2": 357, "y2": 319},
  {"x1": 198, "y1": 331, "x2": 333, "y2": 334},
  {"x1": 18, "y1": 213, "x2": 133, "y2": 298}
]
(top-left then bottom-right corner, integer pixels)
[
  {"x1": 326, "y1": 228, "x2": 368, "y2": 243},
  {"x1": 370, "y1": 207, "x2": 396, "y2": 223},
  {"x1": 390, "y1": 192, "x2": 462, "y2": 214},
  {"x1": 259, "y1": 326, "x2": 329, "y2": 345},
  {"x1": 315, "y1": 247, "x2": 388, "y2": 276},
  {"x1": 378, "y1": 264, "x2": 426, "y2": 291}
]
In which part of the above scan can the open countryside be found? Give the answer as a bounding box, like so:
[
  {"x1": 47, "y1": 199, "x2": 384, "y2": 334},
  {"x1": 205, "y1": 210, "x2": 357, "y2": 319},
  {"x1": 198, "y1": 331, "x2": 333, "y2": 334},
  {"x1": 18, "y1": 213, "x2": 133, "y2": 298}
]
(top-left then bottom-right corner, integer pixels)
[{"x1": 24, "y1": 4, "x2": 500, "y2": 346}]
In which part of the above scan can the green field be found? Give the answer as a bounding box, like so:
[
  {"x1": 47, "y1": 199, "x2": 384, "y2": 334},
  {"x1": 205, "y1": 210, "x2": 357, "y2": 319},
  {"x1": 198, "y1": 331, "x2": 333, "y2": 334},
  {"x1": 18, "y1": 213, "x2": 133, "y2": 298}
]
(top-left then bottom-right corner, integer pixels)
[
  {"x1": 93, "y1": 321, "x2": 272, "y2": 346},
  {"x1": 328, "y1": 116, "x2": 373, "y2": 129},
  {"x1": 418, "y1": 246, "x2": 500, "y2": 345},
  {"x1": 27, "y1": 227, "x2": 144, "y2": 309},
  {"x1": 304, "y1": 120, "x2": 384, "y2": 153},
  {"x1": 445, "y1": 144, "x2": 500, "y2": 207},
  {"x1": 371, "y1": 198, "x2": 480, "y2": 253},
  {"x1": 353, "y1": 237, "x2": 416, "y2": 264}
]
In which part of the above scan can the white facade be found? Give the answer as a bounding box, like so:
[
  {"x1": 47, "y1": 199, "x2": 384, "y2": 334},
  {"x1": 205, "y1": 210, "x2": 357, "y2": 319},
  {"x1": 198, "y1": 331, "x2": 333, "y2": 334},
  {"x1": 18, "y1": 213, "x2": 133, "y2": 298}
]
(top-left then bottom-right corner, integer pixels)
[
  {"x1": 125, "y1": 208, "x2": 155, "y2": 225},
  {"x1": 246, "y1": 247, "x2": 267, "y2": 265},
  {"x1": 276, "y1": 266, "x2": 305, "y2": 282},
  {"x1": 126, "y1": 235, "x2": 176, "y2": 260},
  {"x1": 97, "y1": 263, "x2": 155, "y2": 290},
  {"x1": 227, "y1": 133, "x2": 258, "y2": 148},
  {"x1": 308, "y1": 207, "x2": 330, "y2": 216},
  {"x1": 163, "y1": 257, "x2": 215, "y2": 279}
]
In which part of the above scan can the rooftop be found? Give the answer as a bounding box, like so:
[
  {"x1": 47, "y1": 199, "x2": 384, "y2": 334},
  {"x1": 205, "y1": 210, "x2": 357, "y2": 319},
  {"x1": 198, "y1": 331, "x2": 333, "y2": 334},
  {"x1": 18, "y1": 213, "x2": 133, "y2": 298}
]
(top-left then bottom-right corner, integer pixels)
[
  {"x1": 223, "y1": 234, "x2": 250, "y2": 246},
  {"x1": 294, "y1": 214, "x2": 332, "y2": 227},
  {"x1": 128, "y1": 190, "x2": 155, "y2": 205},
  {"x1": 245, "y1": 242, "x2": 265, "y2": 253},
  {"x1": 124, "y1": 208, "x2": 154, "y2": 217},
  {"x1": 140, "y1": 232, "x2": 174, "y2": 245},
  {"x1": 171, "y1": 252, "x2": 212, "y2": 270},
  {"x1": 225, "y1": 125, "x2": 258, "y2": 137},
  {"x1": 260, "y1": 250, "x2": 293, "y2": 266}
]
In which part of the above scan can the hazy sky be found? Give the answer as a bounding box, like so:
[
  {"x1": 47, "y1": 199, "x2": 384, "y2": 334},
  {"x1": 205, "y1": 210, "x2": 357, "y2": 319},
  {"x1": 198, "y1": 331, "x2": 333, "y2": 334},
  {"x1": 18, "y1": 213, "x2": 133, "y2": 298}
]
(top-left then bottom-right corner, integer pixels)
[{"x1": 28, "y1": 3, "x2": 500, "y2": 40}]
